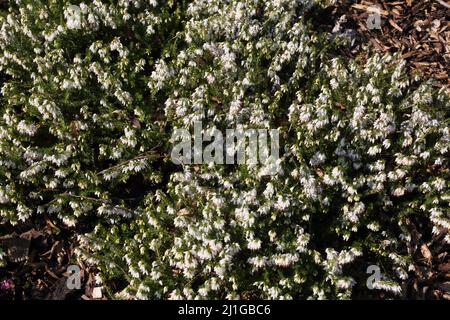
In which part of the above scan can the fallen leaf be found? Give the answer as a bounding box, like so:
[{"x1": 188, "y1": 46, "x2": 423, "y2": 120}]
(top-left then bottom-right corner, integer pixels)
[
  {"x1": 178, "y1": 208, "x2": 192, "y2": 216},
  {"x1": 420, "y1": 244, "x2": 433, "y2": 264}
]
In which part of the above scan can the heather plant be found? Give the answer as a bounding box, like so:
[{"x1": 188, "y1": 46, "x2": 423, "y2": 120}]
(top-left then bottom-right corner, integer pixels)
[
  {"x1": 77, "y1": 0, "x2": 449, "y2": 299},
  {"x1": 0, "y1": 0, "x2": 448, "y2": 300},
  {"x1": 0, "y1": 0, "x2": 186, "y2": 225}
]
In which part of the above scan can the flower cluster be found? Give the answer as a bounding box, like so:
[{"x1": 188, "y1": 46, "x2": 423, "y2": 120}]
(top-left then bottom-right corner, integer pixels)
[
  {"x1": 78, "y1": 0, "x2": 449, "y2": 300},
  {"x1": 1, "y1": 0, "x2": 449, "y2": 300},
  {"x1": 0, "y1": 0, "x2": 186, "y2": 224}
]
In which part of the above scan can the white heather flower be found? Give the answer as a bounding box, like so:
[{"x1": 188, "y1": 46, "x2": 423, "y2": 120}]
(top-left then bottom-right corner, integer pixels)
[
  {"x1": 248, "y1": 256, "x2": 268, "y2": 271},
  {"x1": 368, "y1": 146, "x2": 381, "y2": 156},
  {"x1": 392, "y1": 187, "x2": 405, "y2": 197},
  {"x1": 17, "y1": 120, "x2": 38, "y2": 136},
  {"x1": 247, "y1": 239, "x2": 262, "y2": 251},
  {"x1": 274, "y1": 195, "x2": 290, "y2": 210},
  {"x1": 432, "y1": 178, "x2": 445, "y2": 191},
  {"x1": 263, "y1": 183, "x2": 275, "y2": 199},
  {"x1": 330, "y1": 78, "x2": 339, "y2": 89},
  {"x1": 336, "y1": 278, "x2": 356, "y2": 289},
  {"x1": 65, "y1": 5, "x2": 82, "y2": 30},
  {"x1": 372, "y1": 281, "x2": 402, "y2": 295},
  {"x1": 273, "y1": 253, "x2": 299, "y2": 268},
  {"x1": 310, "y1": 152, "x2": 326, "y2": 166}
]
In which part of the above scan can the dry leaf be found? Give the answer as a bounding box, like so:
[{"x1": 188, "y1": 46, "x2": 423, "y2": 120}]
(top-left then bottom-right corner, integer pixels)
[
  {"x1": 420, "y1": 244, "x2": 432, "y2": 262},
  {"x1": 177, "y1": 208, "x2": 192, "y2": 216}
]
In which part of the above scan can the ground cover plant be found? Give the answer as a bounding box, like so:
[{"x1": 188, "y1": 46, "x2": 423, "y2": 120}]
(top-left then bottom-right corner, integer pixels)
[{"x1": 0, "y1": 0, "x2": 449, "y2": 300}]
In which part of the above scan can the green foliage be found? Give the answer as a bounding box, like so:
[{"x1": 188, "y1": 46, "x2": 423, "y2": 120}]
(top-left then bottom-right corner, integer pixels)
[
  {"x1": 0, "y1": 0, "x2": 448, "y2": 299},
  {"x1": 0, "y1": 0, "x2": 187, "y2": 225}
]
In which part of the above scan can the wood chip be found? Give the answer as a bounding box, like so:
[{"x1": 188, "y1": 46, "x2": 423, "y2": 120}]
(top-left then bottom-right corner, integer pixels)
[
  {"x1": 352, "y1": 4, "x2": 389, "y2": 16},
  {"x1": 389, "y1": 19, "x2": 403, "y2": 32},
  {"x1": 420, "y1": 244, "x2": 433, "y2": 263}
]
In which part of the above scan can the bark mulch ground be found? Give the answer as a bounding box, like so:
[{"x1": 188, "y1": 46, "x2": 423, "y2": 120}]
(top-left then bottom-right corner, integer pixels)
[
  {"x1": 0, "y1": 218, "x2": 100, "y2": 300},
  {"x1": 327, "y1": 0, "x2": 449, "y2": 88}
]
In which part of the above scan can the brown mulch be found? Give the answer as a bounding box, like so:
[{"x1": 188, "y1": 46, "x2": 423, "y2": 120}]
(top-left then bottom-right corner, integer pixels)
[
  {"x1": 403, "y1": 219, "x2": 450, "y2": 300},
  {"x1": 0, "y1": 218, "x2": 100, "y2": 300},
  {"x1": 327, "y1": 0, "x2": 450, "y2": 88}
]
